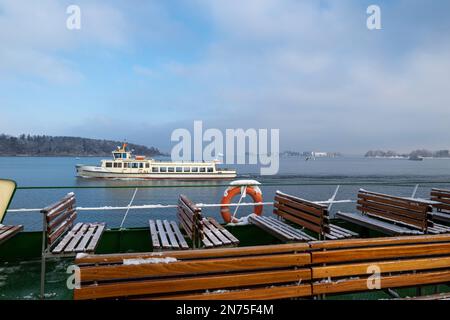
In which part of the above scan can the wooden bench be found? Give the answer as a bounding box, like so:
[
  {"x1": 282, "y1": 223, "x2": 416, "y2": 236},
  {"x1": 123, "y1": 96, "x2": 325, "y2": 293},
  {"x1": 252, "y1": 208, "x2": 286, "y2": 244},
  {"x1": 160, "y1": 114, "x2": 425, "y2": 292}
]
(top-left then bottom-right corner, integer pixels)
[
  {"x1": 250, "y1": 191, "x2": 357, "y2": 242},
  {"x1": 431, "y1": 188, "x2": 450, "y2": 224},
  {"x1": 74, "y1": 234, "x2": 450, "y2": 300},
  {"x1": 41, "y1": 193, "x2": 105, "y2": 255},
  {"x1": 309, "y1": 234, "x2": 450, "y2": 297},
  {"x1": 74, "y1": 243, "x2": 312, "y2": 300},
  {"x1": 0, "y1": 225, "x2": 23, "y2": 245},
  {"x1": 150, "y1": 195, "x2": 239, "y2": 250},
  {"x1": 0, "y1": 179, "x2": 22, "y2": 245},
  {"x1": 337, "y1": 189, "x2": 439, "y2": 236},
  {"x1": 40, "y1": 192, "x2": 105, "y2": 298}
]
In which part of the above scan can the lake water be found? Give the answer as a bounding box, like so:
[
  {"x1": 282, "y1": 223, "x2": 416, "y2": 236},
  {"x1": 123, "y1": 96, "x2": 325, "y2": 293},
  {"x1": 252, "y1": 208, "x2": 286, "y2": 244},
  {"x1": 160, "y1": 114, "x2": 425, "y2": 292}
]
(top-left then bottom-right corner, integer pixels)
[{"x1": 1, "y1": 156, "x2": 450, "y2": 231}]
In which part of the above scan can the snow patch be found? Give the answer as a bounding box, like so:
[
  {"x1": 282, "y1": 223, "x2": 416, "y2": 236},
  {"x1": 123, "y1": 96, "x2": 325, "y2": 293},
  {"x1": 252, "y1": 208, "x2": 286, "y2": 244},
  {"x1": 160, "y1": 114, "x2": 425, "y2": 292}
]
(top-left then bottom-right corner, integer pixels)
[
  {"x1": 123, "y1": 257, "x2": 178, "y2": 265},
  {"x1": 226, "y1": 214, "x2": 256, "y2": 226}
]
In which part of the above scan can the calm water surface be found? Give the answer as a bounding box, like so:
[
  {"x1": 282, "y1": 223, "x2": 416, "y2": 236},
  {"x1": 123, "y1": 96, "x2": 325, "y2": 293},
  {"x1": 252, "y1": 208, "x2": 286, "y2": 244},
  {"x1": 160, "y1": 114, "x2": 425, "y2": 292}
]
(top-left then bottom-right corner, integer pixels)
[{"x1": 1, "y1": 156, "x2": 450, "y2": 230}]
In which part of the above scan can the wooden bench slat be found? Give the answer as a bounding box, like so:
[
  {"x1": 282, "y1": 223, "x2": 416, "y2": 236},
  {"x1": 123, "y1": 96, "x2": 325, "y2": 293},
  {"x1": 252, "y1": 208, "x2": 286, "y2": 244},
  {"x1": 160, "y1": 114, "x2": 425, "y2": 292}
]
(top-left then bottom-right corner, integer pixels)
[
  {"x1": 74, "y1": 224, "x2": 97, "y2": 253},
  {"x1": 0, "y1": 225, "x2": 23, "y2": 245},
  {"x1": 276, "y1": 209, "x2": 324, "y2": 234},
  {"x1": 75, "y1": 268, "x2": 310, "y2": 300},
  {"x1": 170, "y1": 221, "x2": 189, "y2": 250},
  {"x1": 313, "y1": 270, "x2": 450, "y2": 295},
  {"x1": 163, "y1": 220, "x2": 180, "y2": 249},
  {"x1": 149, "y1": 220, "x2": 161, "y2": 249},
  {"x1": 274, "y1": 202, "x2": 323, "y2": 227},
  {"x1": 79, "y1": 253, "x2": 311, "y2": 282},
  {"x1": 360, "y1": 206, "x2": 427, "y2": 230},
  {"x1": 337, "y1": 212, "x2": 422, "y2": 236},
  {"x1": 329, "y1": 224, "x2": 359, "y2": 237},
  {"x1": 432, "y1": 212, "x2": 450, "y2": 224},
  {"x1": 202, "y1": 219, "x2": 231, "y2": 245},
  {"x1": 64, "y1": 223, "x2": 90, "y2": 253},
  {"x1": 249, "y1": 216, "x2": 297, "y2": 242},
  {"x1": 48, "y1": 216, "x2": 78, "y2": 246},
  {"x1": 250, "y1": 215, "x2": 313, "y2": 242},
  {"x1": 152, "y1": 284, "x2": 312, "y2": 300},
  {"x1": 309, "y1": 234, "x2": 450, "y2": 250},
  {"x1": 313, "y1": 256, "x2": 450, "y2": 279},
  {"x1": 76, "y1": 243, "x2": 310, "y2": 265},
  {"x1": 258, "y1": 216, "x2": 315, "y2": 241},
  {"x1": 201, "y1": 225, "x2": 223, "y2": 247},
  {"x1": 156, "y1": 220, "x2": 171, "y2": 249},
  {"x1": 85, "y1": 224, "x2": 105, "y2": 252},
  {"x1": 207, "y1": 218, "x2": 240, "y2": 244},
  {"x1": 359, "y1": 190, "x2": 431, "y2": 211},
  {"x1": 311, "y1": 242, "x2": 450, "y2": 264}
]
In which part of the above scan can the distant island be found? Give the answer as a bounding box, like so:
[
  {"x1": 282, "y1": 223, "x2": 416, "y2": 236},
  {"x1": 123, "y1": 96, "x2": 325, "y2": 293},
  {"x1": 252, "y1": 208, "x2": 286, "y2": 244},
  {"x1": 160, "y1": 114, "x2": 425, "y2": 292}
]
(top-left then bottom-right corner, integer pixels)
[
  {"x1": 281, "y1": 151, "x2": 342, "y2": 158},
  {"x1": 0, "y1": 134, "x2": 164, "y2": 157},
  {"x1": 365, "y1": 149, "x2": 450, "y2": 159}
]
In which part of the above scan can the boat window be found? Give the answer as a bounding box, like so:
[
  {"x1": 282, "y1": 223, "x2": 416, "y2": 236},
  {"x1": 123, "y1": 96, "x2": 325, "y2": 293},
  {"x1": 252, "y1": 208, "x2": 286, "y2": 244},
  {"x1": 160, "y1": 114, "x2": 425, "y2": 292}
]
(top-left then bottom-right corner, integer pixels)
[
  {"x1": 176, "y1": 167, "x2": 182, "y2": 173},
  {"x1": 139, "y1": 163, "x2": 144, "y2": 168},
  {"x1": 122, "y1": 153, "x2": 127, "y2": 159},
  {"x1": 106, "y1": 162, "x2": 112, "y2": 168},
  {"x1": 168, "y1": 167, "x2": 175, "y2": 173},
  {"x1": 207, "y1": 167, "x2": 214, "y2": 173},
  {"x1": 160, "y1": 167, "x2": 167, "y2": 172},
  {"x1": 145, "y1": 163, "x2": 150, "y2": 168},
  {"x1": 199, "y1": 167, "x2": 206, "y2": 173},
  {"x1": 114, "y1": 153, "x2": 121, "y2": 159},
  {"x1": 124, "y1": 163, "x2": 129, "y2": 168},
  {"x1": 113, "y1": 163, "x2": 121, "y2": 168},
  {"x1": 132, "y1": 163, "x2": 139, "y2": 169},
  {"x1": 192, "y1": 167, "x2": 198, "y2": 172},
  {"x1": 152, "y1": 167, "x2": 158, "y2": 173},
  {"x1": 183, "y1": 167, "x2": 191, "y2": 173}
]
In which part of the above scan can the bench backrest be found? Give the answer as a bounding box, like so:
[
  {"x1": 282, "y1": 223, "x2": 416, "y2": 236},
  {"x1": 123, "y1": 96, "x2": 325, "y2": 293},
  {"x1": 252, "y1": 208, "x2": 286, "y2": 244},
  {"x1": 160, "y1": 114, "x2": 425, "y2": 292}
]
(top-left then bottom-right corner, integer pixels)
[
  {"x1": 177, "y1": 195, "x2": 203, "y2": 247},
  {"x1": 41, "y1": 193, "x2": 77, "y2": 247},
  {"x1": 74, "y1": 234, "x2": 450, "y2": 300},
  {"x1": 274, "y1": 191, "x2": 330, "y2": 237},
  {"x1": 74, "y1": 243, "x2": 312, "y2": 300},
  {"x1": 357, "y1": 189, "x2": 432, "y2": 232},
  {"x1": 309, "y1": 234, "x2": 450, "y2": 296},
  {"x1": 431, "y1": 188, "x2": 450, "y2": 213}
]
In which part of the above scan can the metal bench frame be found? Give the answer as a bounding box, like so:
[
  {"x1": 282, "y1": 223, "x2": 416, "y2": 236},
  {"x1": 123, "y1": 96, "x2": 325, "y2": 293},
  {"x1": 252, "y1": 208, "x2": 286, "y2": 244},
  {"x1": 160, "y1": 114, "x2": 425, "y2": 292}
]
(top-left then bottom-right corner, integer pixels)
[
  {"x1": 150, "y1": 195, "x2": 239, "y2": 250},
  {"x1": 338, "y1": 189, "x2": 450, "y2": 236},
  {"x1": 250, "y1": 190, "x2": 357, "y2": 242},
  {"x1": 40, "y1": 192, "x2": 105, "y2": 299}
]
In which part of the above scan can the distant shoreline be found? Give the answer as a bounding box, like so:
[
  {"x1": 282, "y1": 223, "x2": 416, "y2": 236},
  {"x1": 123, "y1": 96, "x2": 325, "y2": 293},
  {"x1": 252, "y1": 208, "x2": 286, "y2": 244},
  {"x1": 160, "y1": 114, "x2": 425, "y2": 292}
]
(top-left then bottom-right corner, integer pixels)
[{"x1": 0, "y1": 154, "x2": 170, "y2": 157}]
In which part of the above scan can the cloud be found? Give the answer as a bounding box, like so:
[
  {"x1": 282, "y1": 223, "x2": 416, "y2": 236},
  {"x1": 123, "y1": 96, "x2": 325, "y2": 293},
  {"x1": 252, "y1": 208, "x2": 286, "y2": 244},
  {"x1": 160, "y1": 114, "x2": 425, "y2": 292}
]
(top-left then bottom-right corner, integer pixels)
[
  {"x1": 2, "y1": 0, "x2": 450, "y2": 154},
  {"x1": 0, "y1": 0, "x2": 127, "y2": 84},
  {"x1": 133, "y1": 65, "x2": 155, "y2": 77}
]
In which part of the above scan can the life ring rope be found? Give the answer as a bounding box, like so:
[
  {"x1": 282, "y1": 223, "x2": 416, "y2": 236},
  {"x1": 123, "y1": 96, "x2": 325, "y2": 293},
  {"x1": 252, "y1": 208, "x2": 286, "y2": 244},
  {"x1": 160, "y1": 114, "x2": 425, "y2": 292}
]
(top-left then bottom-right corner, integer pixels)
[{"x1": 220, "y1": 180, "x2": 263, "y2": 224}]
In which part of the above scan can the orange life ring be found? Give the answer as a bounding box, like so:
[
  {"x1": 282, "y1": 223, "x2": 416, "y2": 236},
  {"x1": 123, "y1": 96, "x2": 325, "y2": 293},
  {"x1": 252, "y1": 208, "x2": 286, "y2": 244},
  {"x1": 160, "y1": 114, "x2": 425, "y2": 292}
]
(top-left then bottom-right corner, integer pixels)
[{"x1": 220, "y1": 182, "x2": 263, "y2": 224}]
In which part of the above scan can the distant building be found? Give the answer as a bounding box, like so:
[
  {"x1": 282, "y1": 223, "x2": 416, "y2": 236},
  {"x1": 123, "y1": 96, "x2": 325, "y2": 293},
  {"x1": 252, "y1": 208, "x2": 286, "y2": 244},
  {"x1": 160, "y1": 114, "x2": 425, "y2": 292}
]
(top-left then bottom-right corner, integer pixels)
[{"x1": 312, "y1": 152, "x2": 328, "y2": 157}]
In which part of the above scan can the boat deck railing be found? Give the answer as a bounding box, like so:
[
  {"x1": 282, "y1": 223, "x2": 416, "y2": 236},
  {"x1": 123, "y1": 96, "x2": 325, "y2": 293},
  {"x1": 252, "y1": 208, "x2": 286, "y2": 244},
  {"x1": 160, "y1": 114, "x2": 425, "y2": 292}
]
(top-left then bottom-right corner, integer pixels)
[{"x1": 4, "y1": 180, "x2": 450, "y2": 230}]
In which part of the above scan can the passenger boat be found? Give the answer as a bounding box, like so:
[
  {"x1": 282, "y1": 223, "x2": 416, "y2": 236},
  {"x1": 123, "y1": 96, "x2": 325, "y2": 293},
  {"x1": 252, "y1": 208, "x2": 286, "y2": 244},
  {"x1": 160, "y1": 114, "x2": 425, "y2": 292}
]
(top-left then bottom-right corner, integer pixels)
[
  {"x1": 76, "y1": 143, "x2": 237, "y2": 180},
  {"x1": 1, "y1": 179, "x2": 450, "y2": 301}
]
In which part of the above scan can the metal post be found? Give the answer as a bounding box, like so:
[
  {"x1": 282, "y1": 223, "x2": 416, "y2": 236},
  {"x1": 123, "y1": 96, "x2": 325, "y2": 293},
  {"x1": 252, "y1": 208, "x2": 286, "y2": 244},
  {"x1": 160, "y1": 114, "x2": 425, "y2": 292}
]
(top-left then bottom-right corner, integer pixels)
[
  {"x1": 40, "y1": 212, "x2": 47, "y2": 299},
  {"x1": 411, "y1": 184, "x2": 420, "y2": 198}
]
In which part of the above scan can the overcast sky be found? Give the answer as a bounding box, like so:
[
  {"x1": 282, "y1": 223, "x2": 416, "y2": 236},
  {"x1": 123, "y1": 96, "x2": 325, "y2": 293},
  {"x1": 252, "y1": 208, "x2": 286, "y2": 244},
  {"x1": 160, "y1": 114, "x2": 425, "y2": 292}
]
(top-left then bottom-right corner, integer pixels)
[{"x1": 1, "y1": 0, "x2": 450, "y2": 154}]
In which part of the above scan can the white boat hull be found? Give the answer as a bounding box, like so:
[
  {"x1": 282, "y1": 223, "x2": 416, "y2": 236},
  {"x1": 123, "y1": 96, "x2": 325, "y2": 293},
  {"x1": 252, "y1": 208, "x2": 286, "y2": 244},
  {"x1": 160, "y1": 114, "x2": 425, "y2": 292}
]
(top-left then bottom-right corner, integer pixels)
[{"x1": 76, "y1": 165, "x2": 237, "y2": 180}]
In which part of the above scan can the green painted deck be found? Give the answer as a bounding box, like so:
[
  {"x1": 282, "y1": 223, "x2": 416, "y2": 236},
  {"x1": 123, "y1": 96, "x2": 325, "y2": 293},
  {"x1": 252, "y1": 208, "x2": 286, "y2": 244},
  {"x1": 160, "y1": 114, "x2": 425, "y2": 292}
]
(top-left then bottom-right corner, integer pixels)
[{"x1": 1, "y1": 222, "x2": 449, "y2": 300}]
